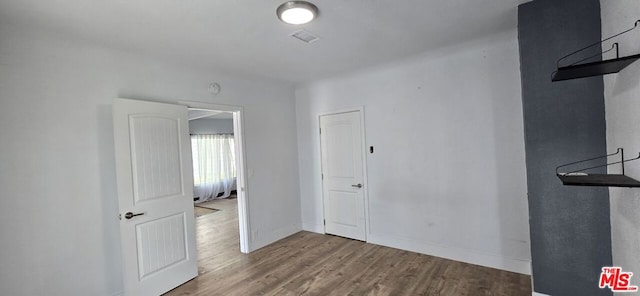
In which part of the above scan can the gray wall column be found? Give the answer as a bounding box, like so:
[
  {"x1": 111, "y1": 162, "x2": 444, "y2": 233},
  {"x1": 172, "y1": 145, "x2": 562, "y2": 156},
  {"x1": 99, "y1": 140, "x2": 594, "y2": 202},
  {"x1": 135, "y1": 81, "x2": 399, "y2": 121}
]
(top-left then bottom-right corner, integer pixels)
[{"x1": 518, "y1": 0, "x2": 612, "y2": 295}]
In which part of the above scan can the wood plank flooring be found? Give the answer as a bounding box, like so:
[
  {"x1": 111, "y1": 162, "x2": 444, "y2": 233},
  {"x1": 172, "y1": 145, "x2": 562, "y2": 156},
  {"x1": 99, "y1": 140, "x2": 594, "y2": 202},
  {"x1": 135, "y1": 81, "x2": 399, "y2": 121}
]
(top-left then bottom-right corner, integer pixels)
[{"x1": 166, "y1": 198, "x2": 531, "y2": 296}]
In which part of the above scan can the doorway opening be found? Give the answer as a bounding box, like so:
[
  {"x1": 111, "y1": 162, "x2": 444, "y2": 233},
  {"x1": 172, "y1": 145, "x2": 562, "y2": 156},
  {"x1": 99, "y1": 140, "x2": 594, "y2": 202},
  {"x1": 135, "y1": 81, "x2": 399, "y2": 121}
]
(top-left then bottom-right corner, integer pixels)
[{"x1": 183, "y1": 102, "x2": 250, "y2": 255}]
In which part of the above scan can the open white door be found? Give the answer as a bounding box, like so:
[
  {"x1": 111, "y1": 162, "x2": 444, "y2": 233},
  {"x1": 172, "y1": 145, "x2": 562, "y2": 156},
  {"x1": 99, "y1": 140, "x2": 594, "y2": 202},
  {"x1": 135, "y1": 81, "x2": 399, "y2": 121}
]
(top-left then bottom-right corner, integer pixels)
[
  {"x1": 320, "y1": 110, "x2": 366, "y2": 241},
  {"x1": 113, "y1": 98, "x2": 197, "y2": 296}
]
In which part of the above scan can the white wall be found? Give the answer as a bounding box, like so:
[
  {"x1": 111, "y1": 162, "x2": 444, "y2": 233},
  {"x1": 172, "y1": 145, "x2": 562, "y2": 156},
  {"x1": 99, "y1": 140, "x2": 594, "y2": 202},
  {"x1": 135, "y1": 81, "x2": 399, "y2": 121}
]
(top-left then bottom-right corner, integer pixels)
[
  {"x1": 189, "y1": 117, "x2": 234, "y2": 134},
  {"x1": 602, "y1": 0, "x2": 640, "y2": 284},
  {"x1": 0, "y1": 23, "x2": 301, "y2": 296},
  {"x1": 296, "y1": 29, "x2": 531, "y2": 274}
]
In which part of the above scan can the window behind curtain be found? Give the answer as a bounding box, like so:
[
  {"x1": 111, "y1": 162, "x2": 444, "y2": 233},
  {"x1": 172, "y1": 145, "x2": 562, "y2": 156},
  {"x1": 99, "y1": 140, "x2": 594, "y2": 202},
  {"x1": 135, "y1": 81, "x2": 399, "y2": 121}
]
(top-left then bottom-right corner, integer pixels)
[{"x1": 191, "y1": 134, "x2": 236, "y2": 186}]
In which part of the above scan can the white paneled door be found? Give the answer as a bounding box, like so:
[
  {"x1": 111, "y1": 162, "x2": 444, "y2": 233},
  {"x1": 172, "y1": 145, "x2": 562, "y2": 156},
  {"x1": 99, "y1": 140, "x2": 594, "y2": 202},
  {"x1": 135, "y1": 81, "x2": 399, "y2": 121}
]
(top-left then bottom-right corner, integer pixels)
[
  {"x1": 320, "y1": 111, "x2": 366, "y2": 241},
  {"x1": 113, "y1": 98, "x2": 197, "y2": 296}
]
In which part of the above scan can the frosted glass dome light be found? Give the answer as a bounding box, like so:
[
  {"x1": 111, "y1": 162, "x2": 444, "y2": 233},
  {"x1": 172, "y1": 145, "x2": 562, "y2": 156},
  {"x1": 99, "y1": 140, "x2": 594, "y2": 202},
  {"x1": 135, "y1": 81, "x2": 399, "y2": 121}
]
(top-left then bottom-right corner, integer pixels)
[{"x1": 277, "y1": 1, "x2": 318, "y2": 25}]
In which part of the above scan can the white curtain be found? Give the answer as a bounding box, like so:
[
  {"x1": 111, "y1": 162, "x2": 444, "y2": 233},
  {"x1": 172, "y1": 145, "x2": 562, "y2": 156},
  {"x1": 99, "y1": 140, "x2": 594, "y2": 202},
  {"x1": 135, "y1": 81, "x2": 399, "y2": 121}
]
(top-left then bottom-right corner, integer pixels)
[{"x1": 191, "y1": 134, "x2": 236, "y2": 202}]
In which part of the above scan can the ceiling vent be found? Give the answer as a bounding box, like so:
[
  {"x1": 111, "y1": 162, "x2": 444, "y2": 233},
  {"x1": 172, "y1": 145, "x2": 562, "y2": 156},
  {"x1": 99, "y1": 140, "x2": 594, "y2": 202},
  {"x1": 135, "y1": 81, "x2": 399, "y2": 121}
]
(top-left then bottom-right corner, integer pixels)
[{"x1": 290, "y1": 30, "x2": 319, "y2": 43}]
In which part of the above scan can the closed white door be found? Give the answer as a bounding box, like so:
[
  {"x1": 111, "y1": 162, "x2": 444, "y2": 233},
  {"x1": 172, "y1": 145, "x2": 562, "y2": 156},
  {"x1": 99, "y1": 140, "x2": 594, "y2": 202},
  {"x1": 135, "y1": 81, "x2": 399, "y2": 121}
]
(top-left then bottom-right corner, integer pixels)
[
  {"x1": 113, "y1": 98, "x2": 198, "y2": 296},
  {"x1": 320, "y1": 111, "x2": 366, "y2": 241}
]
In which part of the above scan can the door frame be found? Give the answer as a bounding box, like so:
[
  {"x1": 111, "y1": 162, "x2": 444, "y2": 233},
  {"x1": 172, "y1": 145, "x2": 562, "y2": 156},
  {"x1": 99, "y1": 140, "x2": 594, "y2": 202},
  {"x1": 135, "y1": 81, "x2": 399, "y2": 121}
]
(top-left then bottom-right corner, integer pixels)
[
  {"x1": 181, "y1": 100, "x2": 250, "y2": 253},
  {"x1": 318, "y1": 106, "x2": 370, "y2": 240}
]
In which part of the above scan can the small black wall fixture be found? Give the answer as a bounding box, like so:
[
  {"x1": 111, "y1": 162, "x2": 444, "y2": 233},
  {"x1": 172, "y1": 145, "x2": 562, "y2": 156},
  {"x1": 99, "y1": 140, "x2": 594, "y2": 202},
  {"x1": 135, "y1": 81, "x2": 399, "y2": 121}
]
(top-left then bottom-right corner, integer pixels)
[
  {"x1": 556, "y1": 148, "x2": 640, "y2": 187},
  {"x1": 552, "y1": 20, "x2": 640, "y2": 81}
]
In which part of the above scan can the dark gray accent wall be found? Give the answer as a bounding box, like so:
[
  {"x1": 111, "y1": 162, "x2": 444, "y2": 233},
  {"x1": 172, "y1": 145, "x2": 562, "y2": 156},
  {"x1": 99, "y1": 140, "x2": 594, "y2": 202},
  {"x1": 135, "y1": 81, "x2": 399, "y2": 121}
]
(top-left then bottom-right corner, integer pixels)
[{"x1": 518, "y1": 0, "x2": 613, "y2": 295}]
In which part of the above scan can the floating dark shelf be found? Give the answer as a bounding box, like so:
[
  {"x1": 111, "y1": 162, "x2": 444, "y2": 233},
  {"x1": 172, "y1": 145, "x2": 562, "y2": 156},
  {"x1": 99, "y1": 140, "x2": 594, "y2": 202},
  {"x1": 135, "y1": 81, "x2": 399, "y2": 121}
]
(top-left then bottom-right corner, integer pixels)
[
  {"x1": 551, "y1": 20, "x2": 640, "y2": 82},
  {"x1": 557, "y1": 174, "x2": 640, "y2": 188},
  {"x1": 552, "y1": 54, "x2": 640, "y2": 81},
  {"x1": 555, "y1": 148, "x2": 640, "y2": 188}
]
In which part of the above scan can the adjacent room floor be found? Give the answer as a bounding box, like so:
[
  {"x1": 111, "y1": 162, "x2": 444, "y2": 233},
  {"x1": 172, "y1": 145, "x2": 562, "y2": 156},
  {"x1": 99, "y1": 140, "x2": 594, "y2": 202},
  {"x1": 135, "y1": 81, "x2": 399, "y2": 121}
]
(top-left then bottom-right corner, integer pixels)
[{"x1": 166, "y1": 198, "x2": 531, "y2": 295}]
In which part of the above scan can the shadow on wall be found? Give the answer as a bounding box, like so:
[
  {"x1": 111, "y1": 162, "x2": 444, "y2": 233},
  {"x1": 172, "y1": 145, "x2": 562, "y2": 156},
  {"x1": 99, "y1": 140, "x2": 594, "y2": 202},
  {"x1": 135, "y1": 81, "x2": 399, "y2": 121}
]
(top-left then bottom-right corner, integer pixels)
[{"x1": 96, "y1": 103, "x2": 124, "y2": 292}]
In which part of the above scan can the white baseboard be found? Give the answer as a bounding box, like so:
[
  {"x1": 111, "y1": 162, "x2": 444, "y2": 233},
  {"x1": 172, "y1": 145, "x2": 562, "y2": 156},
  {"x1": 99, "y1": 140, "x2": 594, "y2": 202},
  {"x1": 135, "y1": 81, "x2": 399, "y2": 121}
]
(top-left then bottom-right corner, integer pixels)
[
  {"x1": 367, "y1": 233, "x2": 532, "y2": 275},
  {"x1": 302, "y1": 222, "x2": 325, "y2": 234},
  {"x1": 532, "y1": 292, "x2": 550, "y2": 296},
  {"x1": 248, "y1": 223, "x2": 302, "y2": 252}
]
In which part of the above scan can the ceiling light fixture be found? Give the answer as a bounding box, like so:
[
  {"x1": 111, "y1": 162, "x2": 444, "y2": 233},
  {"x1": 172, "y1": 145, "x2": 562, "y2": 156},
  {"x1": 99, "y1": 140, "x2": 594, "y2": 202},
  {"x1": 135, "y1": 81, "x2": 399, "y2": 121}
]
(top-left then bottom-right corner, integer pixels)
[{"x1": 276, "y1": 1, "x2": 318, "y2": 25}]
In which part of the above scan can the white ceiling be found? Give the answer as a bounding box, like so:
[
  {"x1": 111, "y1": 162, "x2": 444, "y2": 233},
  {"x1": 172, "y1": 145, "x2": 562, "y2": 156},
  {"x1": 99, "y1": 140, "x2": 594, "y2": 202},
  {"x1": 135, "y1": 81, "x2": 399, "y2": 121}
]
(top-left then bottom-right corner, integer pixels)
[{"x1": 0, "y1": 0, "x2": 530, "y2": 83}]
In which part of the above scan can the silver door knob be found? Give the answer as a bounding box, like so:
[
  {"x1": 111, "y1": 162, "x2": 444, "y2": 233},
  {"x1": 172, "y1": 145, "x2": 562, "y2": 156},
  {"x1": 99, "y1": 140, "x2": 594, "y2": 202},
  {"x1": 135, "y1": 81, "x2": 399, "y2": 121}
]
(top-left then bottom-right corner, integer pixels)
[
  {"x1": 351, "y1": 184, "x2": 363, "y2": 188},
  {"x1": 124, "y1": 212, "x2": 144, "y2": 219}
]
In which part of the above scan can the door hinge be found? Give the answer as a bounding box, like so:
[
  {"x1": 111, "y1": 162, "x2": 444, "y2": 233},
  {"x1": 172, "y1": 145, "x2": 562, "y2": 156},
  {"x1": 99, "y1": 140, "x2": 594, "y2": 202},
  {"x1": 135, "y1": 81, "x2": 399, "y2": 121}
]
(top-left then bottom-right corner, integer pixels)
[
  {"x1": 324, "y1": 219, "x2": 326, "y2": 226},
  {"x1": 321, "y1": 173, "x2": 324, "y2": 180},
  {"x1": 319, "y1": 127, "x2": 321, "y2": 134}
]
